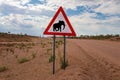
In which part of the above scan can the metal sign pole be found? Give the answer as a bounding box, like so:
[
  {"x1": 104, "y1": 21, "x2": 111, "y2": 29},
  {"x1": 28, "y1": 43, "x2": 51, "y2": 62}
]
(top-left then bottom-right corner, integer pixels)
[
  {"x1": 63, "y1": 35, "x2": 66, "y2": 69},
  {"x1": 53, "y1": 35, "x2": 56, "y2": 74}
]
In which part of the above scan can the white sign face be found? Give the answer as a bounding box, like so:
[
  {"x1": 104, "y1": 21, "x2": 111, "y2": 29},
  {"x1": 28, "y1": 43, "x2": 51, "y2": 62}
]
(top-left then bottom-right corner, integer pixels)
[{"x1": 48, "y1": 12, "x2": 72, "y2": 33}]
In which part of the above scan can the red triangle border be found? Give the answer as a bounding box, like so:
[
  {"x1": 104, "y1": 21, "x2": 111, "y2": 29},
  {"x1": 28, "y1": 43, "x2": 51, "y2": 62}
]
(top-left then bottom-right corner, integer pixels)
[{"x1": 43, "y1": 6, "x2": 76, "y2": 36}]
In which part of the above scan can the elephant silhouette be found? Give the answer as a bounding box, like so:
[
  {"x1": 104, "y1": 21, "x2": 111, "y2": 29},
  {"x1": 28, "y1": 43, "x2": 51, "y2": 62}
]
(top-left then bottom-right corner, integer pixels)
[{"x1": 53, "y1": 20, "x2": 65, "y2": 32}]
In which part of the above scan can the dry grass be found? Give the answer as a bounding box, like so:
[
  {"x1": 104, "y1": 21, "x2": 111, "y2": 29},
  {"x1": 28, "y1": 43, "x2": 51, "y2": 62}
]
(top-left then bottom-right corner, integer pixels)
[
  {"x1": 0, "y1": 66, "x2": 8, "y2": 72},
  {"x1": 18, "y1": 57, "x2": 30, "y2": 64}
]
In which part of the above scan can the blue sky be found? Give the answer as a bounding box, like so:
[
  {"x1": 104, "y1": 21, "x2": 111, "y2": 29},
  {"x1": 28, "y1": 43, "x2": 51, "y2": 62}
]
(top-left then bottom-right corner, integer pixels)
[{"x1": 0, "y1": 0, "x2": 120, "y2": 36}]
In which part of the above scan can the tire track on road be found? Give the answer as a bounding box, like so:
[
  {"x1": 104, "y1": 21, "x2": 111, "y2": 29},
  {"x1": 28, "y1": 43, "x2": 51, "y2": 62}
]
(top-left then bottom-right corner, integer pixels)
[{"x1": 75, "y1": 41, "x2": 120, "y2": 80}]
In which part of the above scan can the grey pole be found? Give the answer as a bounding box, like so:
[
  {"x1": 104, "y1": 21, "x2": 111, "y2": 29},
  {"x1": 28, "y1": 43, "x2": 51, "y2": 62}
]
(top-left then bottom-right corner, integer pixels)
[
  {"x1": 53, "y1": 35, "x2": 56, "y2": 74},
  {"x1": 63, "y1": 35, "x2": 66, "y2": 69}
]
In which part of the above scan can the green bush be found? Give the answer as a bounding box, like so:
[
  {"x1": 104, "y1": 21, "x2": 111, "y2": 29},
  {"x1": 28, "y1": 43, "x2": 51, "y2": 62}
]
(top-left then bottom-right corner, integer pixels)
[
  {"x1": 60, "y1": 57, "x2": 68, "y2": 69},
  {"x1": 32, "y1": 52, "x2": 36, "y2": 59},
  {"x1": 49, "y1": 54, "x2": 55, "y2": 63},
  {"x1": 18, "y1": 57, "x2": 29, "y2": 63},
  {"x1": 0, "y1": 66, "x2": 8, "y2": 72}
]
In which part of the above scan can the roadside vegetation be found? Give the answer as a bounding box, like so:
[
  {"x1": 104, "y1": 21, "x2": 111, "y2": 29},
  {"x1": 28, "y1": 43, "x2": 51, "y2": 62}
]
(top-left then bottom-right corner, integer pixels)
[
  {"x1": 49, "y1": 54, "x2": 55, "y2": 63},
  {"x1": 0, "y1": 32, "x2": 38, "y2": 42},
  {"x1": 0, "y1": 66, "x2": 8, "y2": 72},
  {"x1": 18, "y1": 57, "x2": 30, "y2": 64},
  {"x1": 32, "y1": 51, "x2": 37, "y2": 59},
  {"x1": 60, "y1": 56, "x2": 68, "y2": 69},
  {"x1": 68, "y1": 34, "x2": 120, "y2": 40}
]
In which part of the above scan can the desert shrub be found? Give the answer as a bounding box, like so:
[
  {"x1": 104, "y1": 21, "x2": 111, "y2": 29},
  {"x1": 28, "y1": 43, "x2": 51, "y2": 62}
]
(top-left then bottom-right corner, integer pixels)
[
  {"x1": 48, "y1": 42, "x2": 52, "y2": 44},
  {"x1": 55, "y1": 40, "x2": 63, "y2": 48},
  {"x1": 49, "y1": 54, "x2": 55, "y2": 63},
  {"x1": 41, "y1": 43, "x2": 46, "y2": 48},
  {"x1": 47, "y1": 48, "x2": 52, "y2": 53},
  {"x1": 60, "y1": 57, "x2": 68, "y2": 69},
  {"x1": 56, "y1": 44, "x2": 59, "y2": 48},
  {"x1": 0, "y1": 66, "x2": 8, "y2": 72},
  {"x1": 18, "y1": 57, "x2": 29, "y2": 63},
  {"x1": 15, "y1": 55, "x2": 18, "y2": 58},
  {"x1": 18, "y1": 43, "x2": 26, "y2": 50},
  {"x1": 10, "y1": 48, "x2": 14, "y2": 54},
  {"x1": 32, "y1": 52, "x2": 36, "y2": 59},
  {"x1": 31, "y1": 43, "x2": 35, "y2": 46}
]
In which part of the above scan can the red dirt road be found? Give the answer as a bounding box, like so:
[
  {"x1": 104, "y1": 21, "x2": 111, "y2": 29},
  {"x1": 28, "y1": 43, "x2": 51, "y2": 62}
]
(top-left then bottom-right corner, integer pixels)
[
  {"x1": 71, "y1": 39, "x2": 120, "y2": 65},
  {"x1": 50, "y1": 39, "x2": 120, "y2": 80}
]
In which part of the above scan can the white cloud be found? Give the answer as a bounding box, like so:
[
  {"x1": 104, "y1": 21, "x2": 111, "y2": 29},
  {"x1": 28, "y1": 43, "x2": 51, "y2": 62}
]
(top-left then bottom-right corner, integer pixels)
[
  {"x1": 95, "y1": 0, "x2": 120, "y2": 15},
  {"x1": 69, "y1": 12, "x2": 120, "y2": 35},
  {"x1": 0, "y1": 0, "x2": 4, "y2": 5},
  {"x1": 0, "y1": 0, "x2": 120, "y2": 36},
  {"x1": 20, "y1": 0, "x2": 30, "y2": 5},
  {"x1": 0, "y1": 13, "x2": 51, "y2": 35},
  {"x1": 1, "y1": 0, "x2": 120, "y2": 15}
]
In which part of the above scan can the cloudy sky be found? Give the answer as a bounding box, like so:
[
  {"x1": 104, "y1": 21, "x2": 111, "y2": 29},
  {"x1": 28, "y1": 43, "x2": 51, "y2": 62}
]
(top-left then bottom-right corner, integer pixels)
[{"x1": 0, "y1": 0, "x2": 120, "y2": 36}]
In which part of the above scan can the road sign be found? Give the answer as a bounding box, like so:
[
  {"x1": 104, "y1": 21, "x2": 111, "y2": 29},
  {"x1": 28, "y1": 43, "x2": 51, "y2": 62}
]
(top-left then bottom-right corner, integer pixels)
[{"x1": 43, "y1": 6, "x2": 76, "y2": 36}]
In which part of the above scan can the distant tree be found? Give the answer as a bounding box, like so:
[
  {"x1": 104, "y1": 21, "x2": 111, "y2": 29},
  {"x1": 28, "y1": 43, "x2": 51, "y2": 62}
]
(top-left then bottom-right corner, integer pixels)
[
  {"x1": 8, "y1": 32, "x2": 11, "y2": 34},
  {"x1": 115, "y1": 34, "x2": 119, "y2": 37},
  {"x1": 24, "y1": 33, "x2": 27, "y2": 36}
]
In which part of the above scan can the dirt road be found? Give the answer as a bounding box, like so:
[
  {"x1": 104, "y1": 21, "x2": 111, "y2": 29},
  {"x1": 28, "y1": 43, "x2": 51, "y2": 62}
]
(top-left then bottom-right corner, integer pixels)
[
  {"x1": 71, "y1": 39, "x2": 120, "y2": 65},
  {"x1": 50, "y1": 39, "x2": 120, "y2": 80}
]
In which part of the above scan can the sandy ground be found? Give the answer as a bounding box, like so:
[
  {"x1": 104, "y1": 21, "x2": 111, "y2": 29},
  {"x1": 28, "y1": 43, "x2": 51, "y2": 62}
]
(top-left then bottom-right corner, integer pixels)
[{"x1": 0, "y1": 38, "x2": 120, "y2": 80}]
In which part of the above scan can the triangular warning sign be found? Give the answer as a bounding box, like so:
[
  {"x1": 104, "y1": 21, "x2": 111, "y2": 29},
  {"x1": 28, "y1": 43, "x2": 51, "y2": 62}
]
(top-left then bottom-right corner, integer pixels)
[{"x1": 43, "y1": 6, "x2": 76, "y2": 36}]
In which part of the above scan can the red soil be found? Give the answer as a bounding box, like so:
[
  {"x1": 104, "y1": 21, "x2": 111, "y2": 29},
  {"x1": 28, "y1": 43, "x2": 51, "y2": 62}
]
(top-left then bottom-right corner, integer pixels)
[{"x1": 0, "y1": 38, "x2": 120, "y2": 80}]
